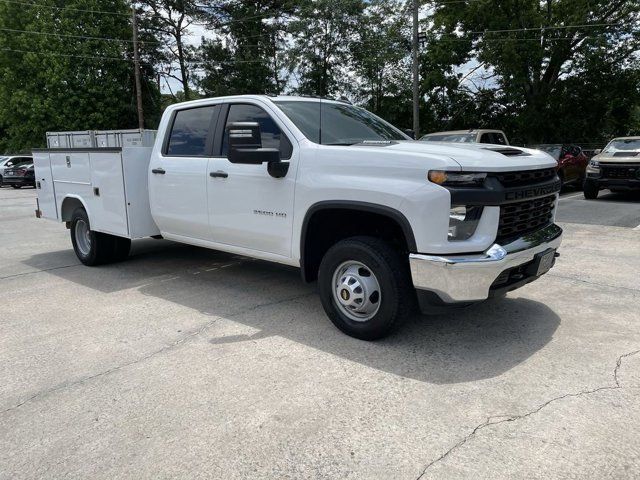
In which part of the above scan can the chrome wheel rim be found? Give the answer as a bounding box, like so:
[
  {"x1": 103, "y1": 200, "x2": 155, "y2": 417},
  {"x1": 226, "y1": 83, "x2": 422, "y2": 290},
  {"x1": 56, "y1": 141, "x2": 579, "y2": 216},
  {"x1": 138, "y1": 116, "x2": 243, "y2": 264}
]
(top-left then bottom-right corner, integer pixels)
[
  {"x1": 331, "y1": 261, "x2": 381, "y2": 322},
  {"x1": 75, "y1": 219, "x2": 91, "y2": 256}
]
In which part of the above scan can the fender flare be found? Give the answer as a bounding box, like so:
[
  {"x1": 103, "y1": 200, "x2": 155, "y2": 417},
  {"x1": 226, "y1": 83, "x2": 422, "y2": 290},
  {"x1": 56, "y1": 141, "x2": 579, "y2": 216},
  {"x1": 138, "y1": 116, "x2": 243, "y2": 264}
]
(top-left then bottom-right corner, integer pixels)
[
  {"x1": 299, "y1": 200, "x2": 417, "y2": 281},
  {"x1": 60, "y1": 194, "x2": 91, "y2": 223}
]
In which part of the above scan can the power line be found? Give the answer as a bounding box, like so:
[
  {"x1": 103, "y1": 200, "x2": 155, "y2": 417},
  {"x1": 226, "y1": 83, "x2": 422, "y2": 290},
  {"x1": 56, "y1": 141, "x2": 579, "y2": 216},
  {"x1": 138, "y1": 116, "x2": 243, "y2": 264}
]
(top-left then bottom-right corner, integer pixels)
[
  {"x1": 1, "y1": 47, "x2": 132, "y2": 62},
  {"x1": 0, "y1": 0, "x2": 139, "y2": 18},
  {"x1": 468, "y1": 23, "x2": 626, "y2": 35},
  {"x1": 0, "y1": 26, "x2": 163, "y2": 44},
  {"x1": 0, "y1": 47, "x2": 273, "y2": 65},
  {"x1": 0, "y1": 21, "x2": 628, "y2": 49},
  {"x1": 0, "y1": 0, "x2": 285, "y2": 25}
]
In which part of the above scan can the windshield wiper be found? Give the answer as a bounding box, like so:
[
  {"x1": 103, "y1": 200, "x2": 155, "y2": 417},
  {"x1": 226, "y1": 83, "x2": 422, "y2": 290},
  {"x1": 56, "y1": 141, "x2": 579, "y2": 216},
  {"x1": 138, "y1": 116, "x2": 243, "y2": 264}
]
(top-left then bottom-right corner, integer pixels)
[{"x1": 324, "y1": 142, "x2": 357, "y2": 146}]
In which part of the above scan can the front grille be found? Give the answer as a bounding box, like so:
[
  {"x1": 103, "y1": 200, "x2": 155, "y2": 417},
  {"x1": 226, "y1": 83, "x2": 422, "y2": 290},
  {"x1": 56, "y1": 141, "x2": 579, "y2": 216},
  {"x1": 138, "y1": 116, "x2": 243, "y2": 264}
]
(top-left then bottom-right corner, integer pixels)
[
  {"x1": 492, "y1": 167, "x2": 556, "y2": 187},
  {"x1": 497, "y1": 194, "x2": 556, "y2": 243},
  {"x1": 601, "y1": 164, "x2": 639, "y2": 179}
]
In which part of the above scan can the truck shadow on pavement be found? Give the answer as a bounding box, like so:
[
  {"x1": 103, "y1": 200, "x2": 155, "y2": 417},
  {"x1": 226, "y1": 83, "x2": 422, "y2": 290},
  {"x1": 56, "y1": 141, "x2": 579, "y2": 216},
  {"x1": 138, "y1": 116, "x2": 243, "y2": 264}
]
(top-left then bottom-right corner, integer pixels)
[{"x1": 23, "y1": 239, "x2": 560, "y2": 385}]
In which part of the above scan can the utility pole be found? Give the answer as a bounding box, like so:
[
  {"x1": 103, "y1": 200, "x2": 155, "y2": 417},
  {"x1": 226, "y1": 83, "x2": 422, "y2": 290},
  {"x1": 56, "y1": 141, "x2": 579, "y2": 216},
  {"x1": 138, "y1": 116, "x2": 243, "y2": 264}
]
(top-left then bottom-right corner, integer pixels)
[
  {"x1": 411, "y1": 0, "x2": 420, "y2": 138},
  {"x1": 131, "y1": 5, "x2": 145, "y2": 130}
]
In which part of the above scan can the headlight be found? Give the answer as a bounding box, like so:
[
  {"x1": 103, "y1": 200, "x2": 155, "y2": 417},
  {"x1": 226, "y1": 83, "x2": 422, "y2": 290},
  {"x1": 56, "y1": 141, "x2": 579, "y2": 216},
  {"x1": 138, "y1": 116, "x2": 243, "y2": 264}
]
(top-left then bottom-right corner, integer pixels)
[
  {"x1": 586, "y1": 160, "x2": 600, "y2": 173},
  {"x1": 428, "y1": 171, "x2": 486, "y2": 187},
  {"x1": 448, "y1": 206, "x2": 483, "y2": 241}
]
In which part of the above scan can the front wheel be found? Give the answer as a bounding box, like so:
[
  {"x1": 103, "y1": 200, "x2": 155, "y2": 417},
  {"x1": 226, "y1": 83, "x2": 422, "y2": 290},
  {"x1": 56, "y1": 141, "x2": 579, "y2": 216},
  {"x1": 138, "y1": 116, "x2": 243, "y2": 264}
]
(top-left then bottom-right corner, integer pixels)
[
  {"x1": 317, "y1": 236, "x2": 414, "y2": 340},
  {"x1": 70, "y1": 208, "x2": 131, "y2": 265},
  {"x1": 583, "y1": 179, "x2": 599, "y2": 199}
]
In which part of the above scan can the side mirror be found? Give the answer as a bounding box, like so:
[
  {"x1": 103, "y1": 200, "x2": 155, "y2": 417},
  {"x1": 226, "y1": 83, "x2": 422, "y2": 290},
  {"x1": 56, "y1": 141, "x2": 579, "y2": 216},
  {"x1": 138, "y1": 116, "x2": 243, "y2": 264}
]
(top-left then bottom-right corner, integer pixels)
[
  {"x1": 227, "y1": 122, "x2": 280, "y2": 165},
  {"x1": 403, "y1": 129, "x2": 416, "y2": 139},
  {"x1": 593, "y1": 148, "x2": 601, "y2": 155}
]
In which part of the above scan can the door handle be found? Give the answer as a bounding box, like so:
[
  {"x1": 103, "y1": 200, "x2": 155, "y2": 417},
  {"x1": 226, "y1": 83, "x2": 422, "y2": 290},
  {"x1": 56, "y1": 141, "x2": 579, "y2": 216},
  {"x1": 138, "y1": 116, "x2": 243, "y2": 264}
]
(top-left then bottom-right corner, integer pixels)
[
  {"x1": 151, "y1": 168, "x2": 166, "y2": 174},
  {"x1": 210, "y1": 171, "x2": 228, "y2": 178}
]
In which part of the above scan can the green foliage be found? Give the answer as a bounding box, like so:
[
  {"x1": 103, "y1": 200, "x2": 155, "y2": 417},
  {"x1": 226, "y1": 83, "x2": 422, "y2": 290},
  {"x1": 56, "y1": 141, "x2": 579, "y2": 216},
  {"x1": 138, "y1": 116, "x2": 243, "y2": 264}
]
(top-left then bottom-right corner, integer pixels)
[
  {"x1": 426, "y1": 0, "x2": 640, "y2": 144},
  {"x1": 286, "y1": 0, "x2": 365, "y2": 97},
  {"x1": 197, "y1": 0, "x2": 293, "y2": 96},
  {"x1": 0, "y1": 0, "x2": 161, "y2": 153},
  {"x1": 350, "y1": 0, "x2": 413, "y2": 128},
  {"x1": 0, "y1": 0, "x2": 638, "y2": 151}
]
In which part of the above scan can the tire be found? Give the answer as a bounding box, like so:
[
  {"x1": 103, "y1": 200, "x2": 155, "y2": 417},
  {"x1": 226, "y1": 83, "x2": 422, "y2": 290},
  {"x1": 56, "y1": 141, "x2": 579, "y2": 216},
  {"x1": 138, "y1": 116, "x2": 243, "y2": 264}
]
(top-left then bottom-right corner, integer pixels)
[
  {"x1": 317, "y1": 236, "x2": 414, "y2": 340},
  {"x1": 583, "y1": 179, "x2": 599, "y2": 200},
  {"x1": 112, "y1": 236, "x2": 131, "y2": 262},
  {"x1": 70, "y1": 207, "x2": 130, "y2": 265}
]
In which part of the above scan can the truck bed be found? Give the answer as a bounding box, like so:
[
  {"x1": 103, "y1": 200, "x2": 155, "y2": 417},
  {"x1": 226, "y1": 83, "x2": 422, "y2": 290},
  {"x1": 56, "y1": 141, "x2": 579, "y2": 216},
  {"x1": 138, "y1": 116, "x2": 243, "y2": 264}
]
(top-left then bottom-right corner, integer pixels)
[{"x1": 33, "y1": 147, "x2": 160, "y2": 239}]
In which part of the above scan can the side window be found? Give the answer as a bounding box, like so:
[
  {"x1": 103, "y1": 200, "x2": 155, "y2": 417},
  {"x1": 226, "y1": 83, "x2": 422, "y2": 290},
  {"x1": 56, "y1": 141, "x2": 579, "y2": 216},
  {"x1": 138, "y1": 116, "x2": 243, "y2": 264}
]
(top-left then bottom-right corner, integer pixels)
[
  {"x1": 495, "y1": 134, "x2": 507, "y2": 145},
  {"x1": 222, "y1": 104, "x2": 292, "y2": 160},
  {"x1": 479, "y1": 133, "x2": 492, "y2": 144},
  {"x1": 166, "y1": 105, "x2": 218, "y2": 156}
]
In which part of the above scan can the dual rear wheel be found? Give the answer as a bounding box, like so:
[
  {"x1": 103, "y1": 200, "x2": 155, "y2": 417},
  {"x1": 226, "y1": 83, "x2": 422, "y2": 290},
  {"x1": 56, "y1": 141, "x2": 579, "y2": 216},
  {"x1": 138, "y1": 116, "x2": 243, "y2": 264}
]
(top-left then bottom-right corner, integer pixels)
[{"x1": 70, "y1": 208, "x2": 130, "y2": 266}]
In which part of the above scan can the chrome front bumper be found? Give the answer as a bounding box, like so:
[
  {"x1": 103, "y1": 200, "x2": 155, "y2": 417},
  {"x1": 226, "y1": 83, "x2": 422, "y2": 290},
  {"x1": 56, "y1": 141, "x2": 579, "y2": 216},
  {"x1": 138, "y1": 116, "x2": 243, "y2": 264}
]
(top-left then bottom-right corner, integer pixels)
[{"x1": 409, "y1": 224, "x2": 562, "y2": 303}]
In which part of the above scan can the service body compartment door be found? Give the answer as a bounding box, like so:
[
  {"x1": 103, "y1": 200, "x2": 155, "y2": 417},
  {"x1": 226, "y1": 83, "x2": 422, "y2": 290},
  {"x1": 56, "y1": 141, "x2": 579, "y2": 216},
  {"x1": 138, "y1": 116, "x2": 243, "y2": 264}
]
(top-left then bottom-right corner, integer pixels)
[
  {"x1": 89, "y1": 151, "x2": 129, "y2": 236},
  {"x1": 121, "y1": 147, "x2": 160, "y2": 238},
  {"x1": 33, "y1": 151, "x2": 58, "y2": 219},
  {"x1": 51, "y1": 151, "x2": 91, "y2": 184}
]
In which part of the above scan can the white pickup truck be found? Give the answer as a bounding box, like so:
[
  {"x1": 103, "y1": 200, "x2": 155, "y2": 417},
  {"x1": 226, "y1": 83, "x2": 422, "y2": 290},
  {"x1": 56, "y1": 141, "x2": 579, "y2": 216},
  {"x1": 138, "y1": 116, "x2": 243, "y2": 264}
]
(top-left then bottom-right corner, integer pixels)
[{"x1": 33, "y1": 95, "x2": 562, "y2": 340}]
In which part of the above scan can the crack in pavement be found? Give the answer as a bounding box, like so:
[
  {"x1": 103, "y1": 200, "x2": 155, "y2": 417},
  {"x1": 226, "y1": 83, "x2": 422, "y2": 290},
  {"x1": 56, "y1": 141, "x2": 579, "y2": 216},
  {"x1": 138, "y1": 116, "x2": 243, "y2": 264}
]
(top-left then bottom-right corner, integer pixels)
[
  {"x1": 547, "y1": 273, "x2": 640, "y2": 294},
  {"x1": 1, "y1": 291, "x2": 315, "y2": 415},
  {"x1": 414, "y1": 348, "x2": 640, "y2": 480},
  {"x1": 0, "y1": 263, "x2": 81, "y2": 281}
]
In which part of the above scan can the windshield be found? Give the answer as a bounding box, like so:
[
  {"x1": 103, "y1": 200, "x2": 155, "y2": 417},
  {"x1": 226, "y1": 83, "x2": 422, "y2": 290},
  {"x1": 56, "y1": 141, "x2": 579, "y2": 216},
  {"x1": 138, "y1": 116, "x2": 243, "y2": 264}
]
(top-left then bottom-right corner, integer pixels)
[
  {"x1": 420, "y1": 133, "x2": 476, "y2": 143},
  {"x1": 273, "y1": 100, "x2": 407, "y2": 145},
  {"x1": 535, "y1": 145, "x2": 561, "y2": 160},
  {"x1": 603, "y1": 139, "x2": 640, "y2": 153}
]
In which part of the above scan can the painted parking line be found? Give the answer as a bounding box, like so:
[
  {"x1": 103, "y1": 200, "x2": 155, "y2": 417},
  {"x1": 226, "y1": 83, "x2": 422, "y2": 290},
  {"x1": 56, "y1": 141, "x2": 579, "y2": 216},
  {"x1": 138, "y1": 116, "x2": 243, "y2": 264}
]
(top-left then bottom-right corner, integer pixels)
[
  {"x1": 633, "y1": 224, "x2": 640, "y2": 231},
  {"x1": 558, "y1": 192, "x2": 584, "y2": 201}
]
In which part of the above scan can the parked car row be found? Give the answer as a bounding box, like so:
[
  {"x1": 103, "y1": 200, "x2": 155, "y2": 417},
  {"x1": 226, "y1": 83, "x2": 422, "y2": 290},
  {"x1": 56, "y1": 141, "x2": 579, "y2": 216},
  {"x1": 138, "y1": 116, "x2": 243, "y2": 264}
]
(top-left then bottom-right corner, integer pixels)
[
  {"x1": 418, "y1": 129, "x2": 640, "y2": 199},
  {"x1": 0, "y1": 155, "x2": 35, "y2": 188}
]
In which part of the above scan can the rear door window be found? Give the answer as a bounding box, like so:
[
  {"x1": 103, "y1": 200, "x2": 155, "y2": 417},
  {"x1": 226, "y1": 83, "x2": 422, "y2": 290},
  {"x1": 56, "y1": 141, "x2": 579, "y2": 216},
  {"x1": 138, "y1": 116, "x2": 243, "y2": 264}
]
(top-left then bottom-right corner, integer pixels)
[{"x1": 166, "y1": 105, "x2": 219, "y2": 156}]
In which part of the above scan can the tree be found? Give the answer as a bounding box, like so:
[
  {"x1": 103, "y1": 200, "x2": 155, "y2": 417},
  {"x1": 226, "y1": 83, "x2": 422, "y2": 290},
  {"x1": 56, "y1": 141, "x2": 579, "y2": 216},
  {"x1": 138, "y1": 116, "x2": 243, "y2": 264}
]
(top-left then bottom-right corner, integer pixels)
[
  {"x1": 138, "y1": 0, "x2": 203, "y2": 100},
  {"x1": 0, "y1": 0, "x2": 161, "y2": 153},
  {"x1": 197, "y1": 0, "x2": 293, "y2": 97},
  {"x1": 287, "y1": 0, "x2": 365, "y2": 97},
  {"x1": 424, "y1": 0, "x2": 640, "y2": 144},
  {"x1": 350, "y1": 0, "x2": 412, "y2": 127}
]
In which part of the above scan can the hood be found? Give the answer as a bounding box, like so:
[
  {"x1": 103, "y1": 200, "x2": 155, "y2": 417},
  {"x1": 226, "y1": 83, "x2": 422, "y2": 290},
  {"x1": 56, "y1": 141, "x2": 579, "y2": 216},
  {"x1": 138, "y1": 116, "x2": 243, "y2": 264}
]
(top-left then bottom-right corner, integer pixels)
[
  {"x1": 355, "y1": 140, "x2": 557, "y2": 172},
  {"x1": 594, "y1": 151, "x2": 640, "y2": 164}
]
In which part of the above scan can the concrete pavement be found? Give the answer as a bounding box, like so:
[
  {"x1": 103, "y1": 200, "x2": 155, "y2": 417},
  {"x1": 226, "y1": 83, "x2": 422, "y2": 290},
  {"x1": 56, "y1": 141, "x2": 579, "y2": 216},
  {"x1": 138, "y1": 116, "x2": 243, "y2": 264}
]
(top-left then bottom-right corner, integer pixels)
[{"x1": 1, "y1": 187, "x2": 639, "y2": 479}]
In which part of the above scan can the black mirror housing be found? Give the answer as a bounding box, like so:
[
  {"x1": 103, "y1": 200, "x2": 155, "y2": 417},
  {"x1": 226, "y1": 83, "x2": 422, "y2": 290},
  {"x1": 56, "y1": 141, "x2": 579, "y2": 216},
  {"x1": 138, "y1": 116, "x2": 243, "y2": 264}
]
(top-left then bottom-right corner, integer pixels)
[
  {"x1": 226, "y1": 122, "x2": 280, "y2": 165},
  {"x1": 403, "y1": 129, "x2": 416, "y2": 139}
]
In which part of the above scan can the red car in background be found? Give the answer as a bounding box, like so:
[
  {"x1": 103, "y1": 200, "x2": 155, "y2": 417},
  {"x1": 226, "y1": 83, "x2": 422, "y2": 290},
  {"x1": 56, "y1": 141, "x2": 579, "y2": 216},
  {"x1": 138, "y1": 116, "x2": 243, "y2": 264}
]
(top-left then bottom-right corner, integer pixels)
[{"x1": 532, "y1": 144, "x2": 588, "y2": 187}]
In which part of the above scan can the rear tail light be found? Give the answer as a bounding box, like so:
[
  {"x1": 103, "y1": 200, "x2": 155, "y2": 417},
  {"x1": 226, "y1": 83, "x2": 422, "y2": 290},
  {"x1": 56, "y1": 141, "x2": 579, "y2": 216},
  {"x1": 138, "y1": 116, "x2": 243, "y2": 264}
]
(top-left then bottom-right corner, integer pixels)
[{"x1": 17, "y1": 169, "x2": 26, "y2": 176}]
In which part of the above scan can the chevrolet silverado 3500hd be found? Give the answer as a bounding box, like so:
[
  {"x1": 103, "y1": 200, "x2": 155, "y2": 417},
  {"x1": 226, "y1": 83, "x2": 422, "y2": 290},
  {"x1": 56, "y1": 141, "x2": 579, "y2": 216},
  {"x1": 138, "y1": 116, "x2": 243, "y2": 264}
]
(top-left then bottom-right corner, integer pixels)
[{"x1": 33, "y1": 95, "x2": 562, "y2": 340}]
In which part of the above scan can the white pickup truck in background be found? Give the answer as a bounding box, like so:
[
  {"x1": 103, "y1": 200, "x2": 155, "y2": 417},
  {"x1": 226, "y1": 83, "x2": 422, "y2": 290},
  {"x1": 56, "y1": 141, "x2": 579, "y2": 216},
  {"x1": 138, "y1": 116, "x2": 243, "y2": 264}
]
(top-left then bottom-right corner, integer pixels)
[{"x1": 33, "y1": 95, "x2": 562, "y2": 340}]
